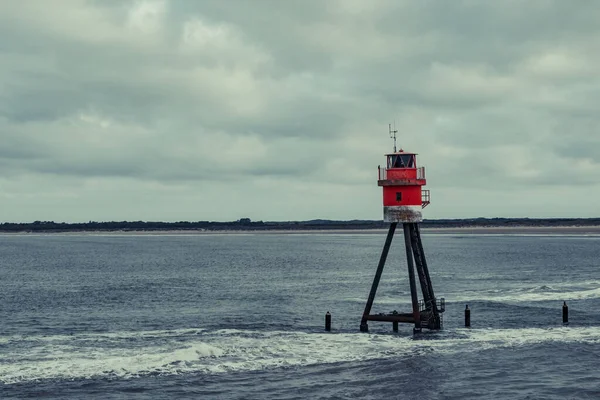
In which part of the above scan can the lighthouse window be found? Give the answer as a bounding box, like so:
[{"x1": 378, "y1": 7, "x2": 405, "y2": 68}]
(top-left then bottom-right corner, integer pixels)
[
  {"x1": 390, "y1": 156, "x2": 405, "y2": 168},
  {"x1": 396, "y1": 192, "x2": 402, "y2": 202},
  {"x1": 388, "y1": 155, "x2": 415, "y2": 168},
  {"x1": 400, "y1": 155, "x2": 415, "y2": 168}
]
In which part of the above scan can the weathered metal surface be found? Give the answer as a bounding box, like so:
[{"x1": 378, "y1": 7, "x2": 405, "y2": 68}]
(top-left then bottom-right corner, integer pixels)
[
  {"x1": 378, "y1": 179, "x2": 427, "y2": 187},
  {"x1": 383, "y1": 206, "x2": 422, "y2": 223},
  {"x1": 366, "y1": 313, "x2": 415, "y2": 323}
]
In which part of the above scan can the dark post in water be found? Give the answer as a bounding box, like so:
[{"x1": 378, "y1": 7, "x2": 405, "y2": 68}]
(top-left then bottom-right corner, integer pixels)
[
  {"x1": 325, "y1": 311, "x2": 332, "y2": 331},
  {"x1": 465, "y1": 305, "x2": 471, "y2": 327},
  {"x1": 562, "y1": 301, "x2": 568, "y2": 324}
]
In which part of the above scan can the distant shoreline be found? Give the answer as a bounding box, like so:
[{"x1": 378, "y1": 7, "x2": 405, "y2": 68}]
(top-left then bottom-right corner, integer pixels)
[
  {"x1": 2, "y1": 218, "x2": 600, "y2": 234},
  {"x1": 2, "y1": 226, "x2": 600, "y2": 235},
  {"x1": 422, "y1": 226, "x2": 600, "y2": 235}
]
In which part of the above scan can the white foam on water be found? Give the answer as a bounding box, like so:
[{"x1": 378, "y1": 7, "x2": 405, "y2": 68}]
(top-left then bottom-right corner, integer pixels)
[
  {"x1": 0, "y1": 340, "x2": 224, "y2": 384},
  {"x1": 452, "y1": 285, "x2": 600, "y2": 303},
  {"x1": 345, "y1": 279, "x2": 600, "y2": 306},
  {"x1": 0, "y1": 328, "x2": 207, "y2": 345},
  {"x1": 2, "y1": 326, "x2": 600, "y2": 384}
]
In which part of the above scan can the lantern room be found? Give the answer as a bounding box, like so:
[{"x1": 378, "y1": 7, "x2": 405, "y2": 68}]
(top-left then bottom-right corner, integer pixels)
[{"x1": 377, "y1": 149, "x2": 430, "y2": 223}]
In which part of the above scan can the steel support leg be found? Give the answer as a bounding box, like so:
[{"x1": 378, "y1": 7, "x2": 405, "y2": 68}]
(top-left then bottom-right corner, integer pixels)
[
  {"x1": 409, "y1": 223, "x2": 433, "y2": 308},
  {"x1": 360, "y1": 223, "x2": 397, "y2": 332},
  {"x1": 412, "y1": 223, "x2": 440, "y2": 329},
  {"x1": 414, "y1": 224, "x2": 436, "y2": 304},
  {"x1": 403, "y1": 223, "x2": 421, "y2": 332}
]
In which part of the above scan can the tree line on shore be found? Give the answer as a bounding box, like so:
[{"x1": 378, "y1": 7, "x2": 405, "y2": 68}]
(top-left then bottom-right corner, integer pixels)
[{"x1": 1, "y1": 217, "x2": 599, "y2": 232}]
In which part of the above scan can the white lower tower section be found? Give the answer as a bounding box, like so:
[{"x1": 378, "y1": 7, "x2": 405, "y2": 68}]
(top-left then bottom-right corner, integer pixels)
[{"x1": 383, "y1": 205, "x2": 423, "y2": 223}]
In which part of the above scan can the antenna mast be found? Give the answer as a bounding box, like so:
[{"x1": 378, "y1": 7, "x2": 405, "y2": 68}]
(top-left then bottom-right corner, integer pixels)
[{"x1": 389, "y1": 123, "x2": 398, "y2": 152}]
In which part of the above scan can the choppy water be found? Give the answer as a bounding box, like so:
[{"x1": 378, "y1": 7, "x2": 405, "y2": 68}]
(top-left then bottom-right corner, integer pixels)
[{"x1": 1, "y1": 232, "x2": 599, "y2": 399}]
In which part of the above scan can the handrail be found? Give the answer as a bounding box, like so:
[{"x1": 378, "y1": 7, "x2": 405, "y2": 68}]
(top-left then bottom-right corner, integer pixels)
[
  {"x1": 422, "y1": 190, "x2": 431, "y2": 208},
  {"x1": 377, "y1": 166, "x2": 426, "y2": 181},
  {"x1": 419, "y1": 297, "x2": 445, "y2": 312}
]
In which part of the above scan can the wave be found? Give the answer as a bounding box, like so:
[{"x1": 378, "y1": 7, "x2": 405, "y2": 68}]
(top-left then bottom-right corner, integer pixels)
[
  {"x1": 451, "y1": 284, "x2": 600, "y2": 303},
  {"x1": 344, "y1": 289, "x2": 600, "y2": 307},
  {"x1": 349, "y1": 279, "x2": 600, "y2": 305},
  {"x1": 1, "y1": 326, "x2": 600, "y2": 385},
  {"x1": 344, "y1": 278, "x2": 600, "y2": 308}
]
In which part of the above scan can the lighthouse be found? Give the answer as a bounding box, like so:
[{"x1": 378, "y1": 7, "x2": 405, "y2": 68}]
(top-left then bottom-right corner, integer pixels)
[
  {"x1": 359, "y1": 126, "x2": 444, "y2": 333},
  {"x1": 379, "y1": 149, "x2": 429, "y2": 223}
]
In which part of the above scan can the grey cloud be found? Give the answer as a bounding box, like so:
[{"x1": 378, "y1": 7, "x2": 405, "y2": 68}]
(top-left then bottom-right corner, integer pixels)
[{"x1": 1, "y1": 0, "x2": 599, "y2": 221}]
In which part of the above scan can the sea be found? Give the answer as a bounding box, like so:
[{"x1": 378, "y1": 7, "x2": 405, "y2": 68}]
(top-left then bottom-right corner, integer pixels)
[{"x1": 1, "y1": 231, "x2": 599, "y2": 399}]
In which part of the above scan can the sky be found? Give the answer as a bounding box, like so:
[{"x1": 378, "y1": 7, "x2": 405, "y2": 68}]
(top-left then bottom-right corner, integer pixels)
[{"x1": 1, "y1": 0, "x2": 599, "y2": 222}]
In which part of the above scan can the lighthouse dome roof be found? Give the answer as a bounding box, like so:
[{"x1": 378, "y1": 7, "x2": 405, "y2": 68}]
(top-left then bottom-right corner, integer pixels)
[{"x1": 384, "y1": 149, "x2": 417, "y2": 156}]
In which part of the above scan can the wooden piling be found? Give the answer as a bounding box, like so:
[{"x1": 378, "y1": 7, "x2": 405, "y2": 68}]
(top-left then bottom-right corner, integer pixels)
[{"x1": 465, "y1": 305, "x2": 471, "y2": 327}]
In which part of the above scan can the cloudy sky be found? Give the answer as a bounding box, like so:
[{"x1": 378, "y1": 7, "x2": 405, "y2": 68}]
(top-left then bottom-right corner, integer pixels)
[{"x1": 1, "y1": 0, "x2": 599, "y2": 222}]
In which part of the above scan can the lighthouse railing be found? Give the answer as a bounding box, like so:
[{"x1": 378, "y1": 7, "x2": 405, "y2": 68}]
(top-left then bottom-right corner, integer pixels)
[
  {"x1": 422, "y1": 190, "x2": 431, "y2": 208},
  {"x1": 378, "y1": 166, "x2": 426, "y2": 180}
]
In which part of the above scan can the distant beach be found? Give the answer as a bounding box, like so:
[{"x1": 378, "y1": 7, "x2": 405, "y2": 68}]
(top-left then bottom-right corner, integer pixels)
[{"x1": 2, "y1": 226, "x2": 600, "y2": 235}]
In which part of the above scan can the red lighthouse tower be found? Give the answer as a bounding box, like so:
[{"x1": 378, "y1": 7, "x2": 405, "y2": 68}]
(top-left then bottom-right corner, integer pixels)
[
  {"x1": 360, "y1": 126, "x2": 444, "y2": 333},
  {"x1": 379, "y1": 149, "x2": 429, "y2": 223}
]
